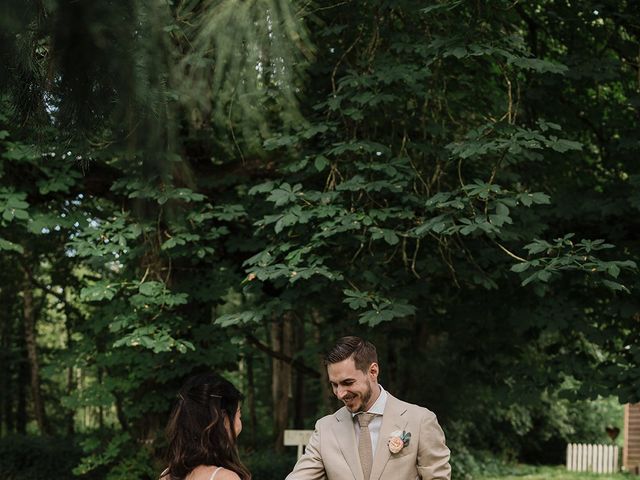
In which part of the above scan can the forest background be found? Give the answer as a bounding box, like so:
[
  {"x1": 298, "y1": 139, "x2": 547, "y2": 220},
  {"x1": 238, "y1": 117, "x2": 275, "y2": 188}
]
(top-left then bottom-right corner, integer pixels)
[{"x1": 0, "y1": 0, "x2": 639, "y2": 479}]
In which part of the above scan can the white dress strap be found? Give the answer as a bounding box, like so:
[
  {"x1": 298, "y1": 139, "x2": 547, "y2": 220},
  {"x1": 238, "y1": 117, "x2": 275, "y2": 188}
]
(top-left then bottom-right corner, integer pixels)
[{"x1": 209, "y1": 467, "x2": 223, "y2": 480}]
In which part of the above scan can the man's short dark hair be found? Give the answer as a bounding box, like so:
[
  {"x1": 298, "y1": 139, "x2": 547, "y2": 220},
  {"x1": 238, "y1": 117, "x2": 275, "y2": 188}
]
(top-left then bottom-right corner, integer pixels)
[{"x1": 324, "y1": 336, "x2": 378, "y2": 372}]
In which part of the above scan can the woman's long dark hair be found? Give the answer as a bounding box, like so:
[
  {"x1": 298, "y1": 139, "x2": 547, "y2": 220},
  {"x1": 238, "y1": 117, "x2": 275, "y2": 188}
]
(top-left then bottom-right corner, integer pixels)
[{"x1": 164, "y1": 373, "x2": 251, "y2": 480}]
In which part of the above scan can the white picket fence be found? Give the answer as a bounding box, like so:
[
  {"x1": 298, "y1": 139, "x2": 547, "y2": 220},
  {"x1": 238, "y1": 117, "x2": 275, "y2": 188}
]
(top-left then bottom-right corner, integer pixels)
[{"x1": 566, "y1": 443, "x2": 619, "y2": 474}]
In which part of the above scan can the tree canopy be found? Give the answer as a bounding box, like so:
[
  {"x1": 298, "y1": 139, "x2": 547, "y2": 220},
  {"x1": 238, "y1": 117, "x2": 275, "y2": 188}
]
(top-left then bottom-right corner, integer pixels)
[{"x1": 0, "y1": 1, "x2": 638, "y2": 478}]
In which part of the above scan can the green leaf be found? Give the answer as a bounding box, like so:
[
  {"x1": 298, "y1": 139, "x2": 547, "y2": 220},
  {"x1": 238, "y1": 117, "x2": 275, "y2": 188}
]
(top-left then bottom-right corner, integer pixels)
[
  {"x1": 537, "y1": 270, "x2": 552, "y2": 282},
  {"x1": 314, "y1": 155, "x2": 329, "y2": 172},
  {"x1": 1, "y1": 191, "x2": 30, "y2": 222},
  {"x1": 607, "y1": 264, "x2": 620, "y2": 279},
  {"x1": 511, "y1": 262, "x2": 530, "y2": 273},
  {"x1": 601, "y1": 279, "x2": 630, "y2": 294},
  {"x1": 274, "y1": 212, "x2": 298, "y2": 233},
  {"x1": 359, "y1": 308, "x2": 395, "y2": 326},
  {"x1": 112, "y1": 326, "x2": 195, "y2": 353},
  {"x1": 212, "y1": 204, "x2": 246, "y2": 221},
  {"x1": 139, "y1": 281, "x2": 164, "y2": 297},
  {"x1": 248, "y1": 181, "x2": 275, "y2": 195},
  {"x1": 530, "y1": 192, "x2": 551, "y2": 204},
  {"x1": 267, "y1": 183, "x2": 302, "y2": 207},
  {"x1": 358, "y1": 301, "x2": 416, "y2": 327},
  {"x1": 524, "y1": 240, "x2": 553, "y2": 255},
  {"x1": 548, "y1": 138, "x2": 583, "y2": 153},
  {"x1": 215, "y1": 311, "x2": 263, "y2": 327},
  {"x1": 13, "y1": 209, "x2": 29, "y2": 220},
  {"x1": 80, "y1": 282, "x2": 118, "y2": 302},
  {"x1": 174, "y1": 188, "x2": 206, "y2": 202},
  {"x1": 459, "y1": 223, "x2": 477, "y2": 235},
  {"x1": 507, "y1": 57, "x2": 568, "y2": 74},
  {"x1": 382, "y1": 229, "x2": 399, "y2": 245},
  {"x1": 37, "y1": 173, "x2": 79, "y2": 194},
  {"x1": 521, "y1": 272, "x2": 538, "y2": 287},
  {"x1": 495, "y1": 202, "x2": 510, "y2": 217},
  {"x1": 343, "y1": 289, "x2": 370, "y2": 310},
  {"x1": 0, "y1": 237, "x2": 24, "y2": 253}
]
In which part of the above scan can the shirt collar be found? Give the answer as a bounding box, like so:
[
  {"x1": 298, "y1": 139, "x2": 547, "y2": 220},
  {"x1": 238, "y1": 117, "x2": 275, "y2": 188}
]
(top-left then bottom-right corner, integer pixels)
[{"x1": 352, "y1": 384, "x2": 387, "y2": 417}]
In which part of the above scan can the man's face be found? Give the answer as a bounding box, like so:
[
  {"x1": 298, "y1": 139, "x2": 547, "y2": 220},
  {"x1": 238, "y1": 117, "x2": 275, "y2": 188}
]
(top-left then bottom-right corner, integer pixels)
[{"x1": 327, "y1": 357, "x2": 379, "y2": 413}]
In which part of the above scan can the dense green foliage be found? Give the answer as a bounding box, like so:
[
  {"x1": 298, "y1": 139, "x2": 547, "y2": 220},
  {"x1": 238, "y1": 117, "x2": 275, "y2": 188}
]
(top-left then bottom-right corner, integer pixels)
[
  {"x1": 0, "y1": 435, "x2": 85, "y2": 480},
  {"x1": 1, "y1": 0, "x2": 639, "y2": 479}
]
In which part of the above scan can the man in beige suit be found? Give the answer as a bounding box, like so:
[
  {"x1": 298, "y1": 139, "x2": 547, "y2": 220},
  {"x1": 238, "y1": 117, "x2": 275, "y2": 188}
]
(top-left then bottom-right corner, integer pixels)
[{"x1": 286, "y1": 336, "x2": 451, "y2": 480}]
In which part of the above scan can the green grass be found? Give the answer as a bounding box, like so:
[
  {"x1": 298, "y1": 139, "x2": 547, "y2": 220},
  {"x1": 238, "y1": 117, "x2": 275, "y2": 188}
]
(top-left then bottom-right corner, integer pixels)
[{"x1": 478, "y1": 465, "x2": 634, "y2": 480}]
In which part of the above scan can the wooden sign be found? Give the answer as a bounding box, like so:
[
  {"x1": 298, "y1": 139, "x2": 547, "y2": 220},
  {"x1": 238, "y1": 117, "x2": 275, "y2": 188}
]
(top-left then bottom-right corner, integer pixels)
[{"x1": 284, "y1": 429, "x2": 314, "y2": 459}]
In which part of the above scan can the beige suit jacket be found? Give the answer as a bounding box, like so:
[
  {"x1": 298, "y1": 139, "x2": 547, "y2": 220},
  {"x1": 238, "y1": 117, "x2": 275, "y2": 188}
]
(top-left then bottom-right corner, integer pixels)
[{"x1": 285, "y1": 394, "x2": 451, "y2": 480}]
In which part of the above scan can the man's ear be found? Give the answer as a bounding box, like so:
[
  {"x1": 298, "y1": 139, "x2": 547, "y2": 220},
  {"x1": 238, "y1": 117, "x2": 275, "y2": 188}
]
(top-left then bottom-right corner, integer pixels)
[{"x1": 369, "y1": 362, "x2": 379, "y2": 379}]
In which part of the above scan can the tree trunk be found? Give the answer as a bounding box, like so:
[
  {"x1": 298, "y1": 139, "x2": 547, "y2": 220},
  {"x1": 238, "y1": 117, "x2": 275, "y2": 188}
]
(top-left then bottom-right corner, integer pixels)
[
  {"x1": 0, "y1": 314, "x2": 9, "y2": 434},
  {"x1": 3, "y1": 366, "x2": 13, "y2": 434},
  {"x1": 16, "y1": 346, "x2": 27, "y2": 434},
  {"x1": 271, "y1": 312, "x2": 293, "y2": 451},
  {"x1": 313, "y1": 311, "x2": 334, "y2": 416},
  {"x1": 114, "y1": 391, "x2": 129, "y2": 432},
  {"x1": 64, "y1": 298, "x2": 75, "y2": 435},
  {"x1": 97, "y1": 367, "x2": 104, "y2": 429},
  {"x1": 246, "y1": 352, "x2": 257, "y2": 449},
  {"x1": 293, "y1": 319, "x2": 305, "y2": 429},
  {"x1": 386, "y1": 331, "x2": 398, "y2": 394},
  {"x1": 66, "y1": 364, "x2": 75, "y2": 435},
  {"x1": 21, "y1": 266, "x2": 48, "y2": 435}
]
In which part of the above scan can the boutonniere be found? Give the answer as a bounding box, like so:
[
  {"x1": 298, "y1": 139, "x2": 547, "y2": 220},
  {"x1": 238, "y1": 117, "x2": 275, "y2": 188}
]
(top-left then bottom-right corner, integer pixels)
[{"x1": 388, "y1": 430, "x2": 411, "y2": 454}]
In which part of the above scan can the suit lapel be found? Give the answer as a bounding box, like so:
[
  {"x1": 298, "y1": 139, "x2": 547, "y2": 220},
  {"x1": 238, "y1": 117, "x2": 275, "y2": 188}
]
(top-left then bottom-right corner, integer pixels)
[
  {"x1": 332, "y1": 407, "x2": 364, "y2": 480},
  {"x1": 370, "y1": 394, "x2": 407, "y2": 480}
]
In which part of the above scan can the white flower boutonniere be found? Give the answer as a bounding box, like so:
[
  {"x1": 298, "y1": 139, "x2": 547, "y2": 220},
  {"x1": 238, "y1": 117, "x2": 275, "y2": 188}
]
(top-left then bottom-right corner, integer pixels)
[{"x1": 388, "y1": 430, "x2": 411, "y2": 454}]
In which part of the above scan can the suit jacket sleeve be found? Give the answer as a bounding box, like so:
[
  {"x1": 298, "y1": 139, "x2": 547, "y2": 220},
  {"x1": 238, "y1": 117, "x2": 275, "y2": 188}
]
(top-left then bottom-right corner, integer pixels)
[
  {"x1": 285, "y1": 422, "x2": 327, "y2": 480},
  {"x1": 416, "y1": 412, "x2": 451, "y2": 480}
]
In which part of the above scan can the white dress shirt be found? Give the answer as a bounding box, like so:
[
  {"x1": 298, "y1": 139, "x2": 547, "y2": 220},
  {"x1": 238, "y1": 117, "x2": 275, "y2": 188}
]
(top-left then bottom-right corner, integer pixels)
[{"x1": 352, "y1": 384, "x2": 388, "y2": 454}]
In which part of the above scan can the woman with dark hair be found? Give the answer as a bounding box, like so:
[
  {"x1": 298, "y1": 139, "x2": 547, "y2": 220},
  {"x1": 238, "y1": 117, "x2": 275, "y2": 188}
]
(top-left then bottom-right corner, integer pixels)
[{"x1": 161, "y1": 373, "x2": 251, "y2": 480}]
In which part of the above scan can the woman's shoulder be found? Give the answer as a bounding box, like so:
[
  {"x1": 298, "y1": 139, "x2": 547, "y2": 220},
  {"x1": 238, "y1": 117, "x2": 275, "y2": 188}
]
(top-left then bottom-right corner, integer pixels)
[
  {"x1": 214, "y1": 468, "x2": 241, "y2": 480},
  {"x1": 186, "y1": 466, "x2": 241, "y2": 480}
]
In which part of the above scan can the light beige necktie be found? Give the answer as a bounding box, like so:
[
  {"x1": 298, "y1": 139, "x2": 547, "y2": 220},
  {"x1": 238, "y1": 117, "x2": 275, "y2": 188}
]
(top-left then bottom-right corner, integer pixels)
[{"x1": 357, "y1": 413, "x2": 376, "y2": 480}]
